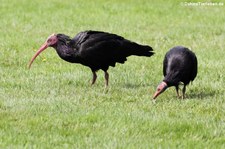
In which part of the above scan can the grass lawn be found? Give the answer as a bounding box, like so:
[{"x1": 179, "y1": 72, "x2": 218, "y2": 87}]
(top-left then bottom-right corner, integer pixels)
[{"x1": 0, "y1": 0, "x2": 224, "y2": 148}]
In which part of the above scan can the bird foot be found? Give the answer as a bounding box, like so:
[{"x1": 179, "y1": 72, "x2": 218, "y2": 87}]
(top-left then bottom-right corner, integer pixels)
[
  {"x1": 103, "y1": 87, "x2": 109, "y2": 93},
  {"x1": 177, "y1": 95, "x2": 185, "y2": 100}
]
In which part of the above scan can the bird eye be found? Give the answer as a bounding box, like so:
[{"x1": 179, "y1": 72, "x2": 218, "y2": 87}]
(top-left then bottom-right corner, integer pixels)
[{"x1": 48, "y1": 39, "x2": 52, "y2": 42}]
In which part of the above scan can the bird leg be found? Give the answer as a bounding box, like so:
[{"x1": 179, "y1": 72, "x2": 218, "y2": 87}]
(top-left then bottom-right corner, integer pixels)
[
  {"x1": 104, "y1": 71, "x2": 109, "y2": 87},
  {"x1": 175, "y1": 86, "x2": 180, "y2": 98},
  {"x1": 91, "y1": 71, "x2": 97, "y2": 85},
  {"x1": 182, "y1": 85, "x2": 186, "y2": 99}
]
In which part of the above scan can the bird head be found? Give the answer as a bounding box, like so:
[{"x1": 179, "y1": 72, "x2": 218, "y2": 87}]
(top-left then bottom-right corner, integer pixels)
[
  {"x1": 28, "y1": 34, "x2": 58, "y2": 68},
  {"x1": 153, "y1": 81, "x2": 168, "y2": 99}
]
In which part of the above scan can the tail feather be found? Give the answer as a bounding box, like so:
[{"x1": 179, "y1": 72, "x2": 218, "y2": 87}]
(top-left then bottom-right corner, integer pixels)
[
  {"x1": 123, "y1": 41, "x2": 154, "y2": 57},
  {"x1": 134, "y1": 45, "x2": 154, "y2": 57}
]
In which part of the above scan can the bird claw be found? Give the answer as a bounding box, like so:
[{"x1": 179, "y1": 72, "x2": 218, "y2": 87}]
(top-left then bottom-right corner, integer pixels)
[{"x1": 177, "y1": 95, "x2": 185, "y2": 100}]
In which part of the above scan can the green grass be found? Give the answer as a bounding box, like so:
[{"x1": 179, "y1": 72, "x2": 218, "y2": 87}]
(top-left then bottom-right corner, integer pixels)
[{"x1": 0, "y1": 0, "x2": 225, "y2": 148}]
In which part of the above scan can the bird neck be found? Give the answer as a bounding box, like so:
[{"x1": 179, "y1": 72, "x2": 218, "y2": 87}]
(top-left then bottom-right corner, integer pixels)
[
  {"x1": 53, "y1": 42, "x2": 81, "y2": 63},
  {"x1": 163, "y1": 71, "x2": 180, "y2": 86}
]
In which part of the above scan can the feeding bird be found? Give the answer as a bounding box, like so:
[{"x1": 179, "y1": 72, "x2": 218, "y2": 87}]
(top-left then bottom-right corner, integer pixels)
[
  {"x1": 153, "y1": 46, "x2": 197, "y2": 99},
  {"x1": 28, "y1": 30, "x2": 154, "y2": 86}
]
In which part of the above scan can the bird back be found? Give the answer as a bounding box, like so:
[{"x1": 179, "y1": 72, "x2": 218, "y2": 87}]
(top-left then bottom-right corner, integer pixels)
[{"x1": 163, "y1": 46, "x2": 197, "y2": 86}]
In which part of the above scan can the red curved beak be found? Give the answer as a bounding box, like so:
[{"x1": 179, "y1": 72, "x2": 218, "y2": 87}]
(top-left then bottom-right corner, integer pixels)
[
  {"x1": 28, "y1": 42, "x2": 48, "y2": 69},
  {"x1": 153, "y1": 90, "x2": 161, "y2": 99}
]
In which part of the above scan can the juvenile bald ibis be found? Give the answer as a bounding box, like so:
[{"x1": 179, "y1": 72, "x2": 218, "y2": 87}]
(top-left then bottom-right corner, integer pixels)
[
  {"x1": 153, "y1": 46, "x2": 197, "y2": 99},
  {"x1": 29, "y1": 30, "x2": 154, "y2": 86}
]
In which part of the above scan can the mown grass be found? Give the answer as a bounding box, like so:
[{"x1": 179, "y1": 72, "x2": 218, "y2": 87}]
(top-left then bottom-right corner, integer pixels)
[{"x1": 0, "y1": 0, "x2": 225, "y2": 148}]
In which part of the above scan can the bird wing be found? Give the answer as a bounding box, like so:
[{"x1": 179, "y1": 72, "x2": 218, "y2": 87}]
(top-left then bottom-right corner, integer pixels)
[
  {"x1": 72, "y1": 31, "x2": 126, "y2": 58},
  {"x1": 81, "y1": 37, "x2": 127, "y2": 64},
  {"x1": 70, "y1": 31, "x2": 132, "y2": 70},
  {"x1": 71, "y1": 31, "x2": 124, "y2": 49},
  {"x1": 163, "y1": 53, "x2": 168, "y2": 76},
  {"x1": 70, "y1": 30, "x2": 153, "y2": 71},
  {"x1": 191, "y1": 53, "x2": 198, "y2": 81}
]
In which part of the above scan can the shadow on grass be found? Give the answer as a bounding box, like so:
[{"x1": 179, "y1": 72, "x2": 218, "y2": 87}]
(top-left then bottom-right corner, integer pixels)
[
  {"x1": 187, "y1": 89, "x2": 217, "y2": 99},
  {"x1": 122, "y1": 83, "x2": 150, "y2": 89}
]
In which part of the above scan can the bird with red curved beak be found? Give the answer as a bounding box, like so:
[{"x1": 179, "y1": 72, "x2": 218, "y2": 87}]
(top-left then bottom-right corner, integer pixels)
[
  {"x1": 152, "y1": 46, "x2": 197, "y2": 100},
  {"x1": 28, "y1": 31, "x2": 154, "y2": 87},
  {"x1": 153, "y1": 81, "x2": 168, "y2": 99},
  {"x1": 28, "y1": 34, "x2": 58, "y2": 68}
]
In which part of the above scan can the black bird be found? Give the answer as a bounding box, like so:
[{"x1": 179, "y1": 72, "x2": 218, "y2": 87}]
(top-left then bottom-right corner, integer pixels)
[
  {"x1": 29, "y1": 30, "x2": 154, "y2": 86},
  {"x1": 153, "y1": 46, "x2": 197, "y2": 99}
]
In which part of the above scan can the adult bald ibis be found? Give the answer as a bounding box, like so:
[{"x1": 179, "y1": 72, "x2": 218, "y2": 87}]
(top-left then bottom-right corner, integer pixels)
[
  {"x1": 153, "y1": 46, "x2": 197, "y2": 99},
  {"x1": 29, "y1": 30, "x2": 154, "y2": 86}
]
